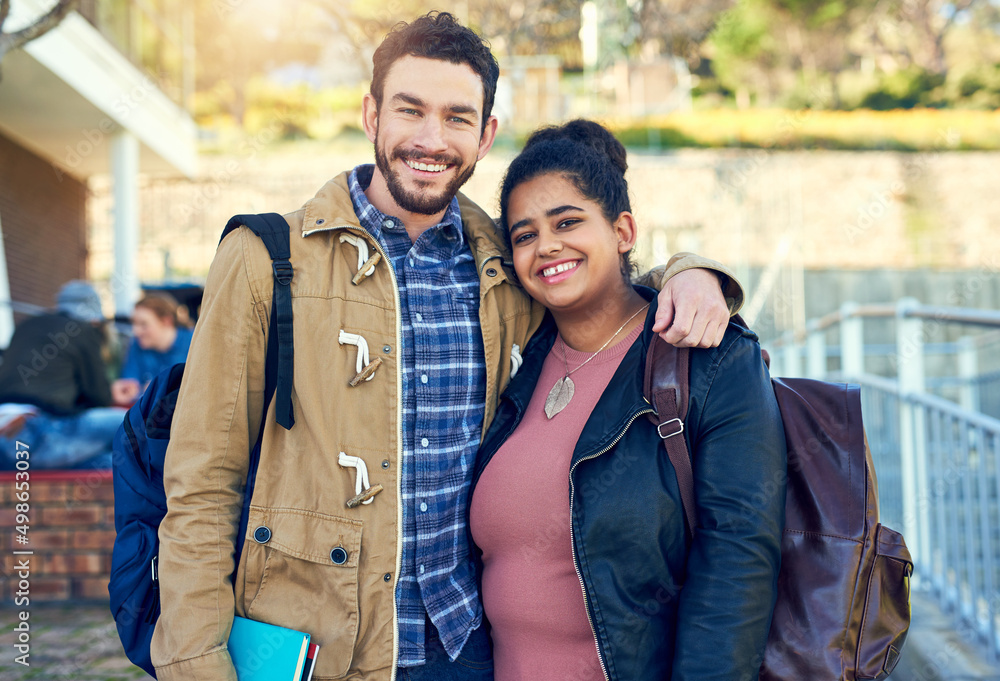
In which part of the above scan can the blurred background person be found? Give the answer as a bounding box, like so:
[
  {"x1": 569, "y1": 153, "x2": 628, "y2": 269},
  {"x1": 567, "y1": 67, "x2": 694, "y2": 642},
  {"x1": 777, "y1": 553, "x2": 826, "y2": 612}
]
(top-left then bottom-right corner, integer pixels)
[
  {"x1": 0, "y1": 280, "x2": 125, "y2": 470},
  {"x1": 111, "y1": 293, "x2": 193, "y2": 406}
]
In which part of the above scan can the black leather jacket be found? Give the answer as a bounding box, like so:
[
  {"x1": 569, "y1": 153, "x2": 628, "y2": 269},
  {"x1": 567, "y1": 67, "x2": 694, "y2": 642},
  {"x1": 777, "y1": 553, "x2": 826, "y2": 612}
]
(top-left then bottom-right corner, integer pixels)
[{"x1": 472, "y1": 290, "x2": 786, "y2": 681}]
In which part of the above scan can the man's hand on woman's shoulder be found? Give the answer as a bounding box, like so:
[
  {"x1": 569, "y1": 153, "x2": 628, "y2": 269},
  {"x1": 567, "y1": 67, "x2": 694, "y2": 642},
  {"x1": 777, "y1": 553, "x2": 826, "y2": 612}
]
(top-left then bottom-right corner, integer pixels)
[{"x1": 653, "y1": 268, "x2": 731, "y2": 348}]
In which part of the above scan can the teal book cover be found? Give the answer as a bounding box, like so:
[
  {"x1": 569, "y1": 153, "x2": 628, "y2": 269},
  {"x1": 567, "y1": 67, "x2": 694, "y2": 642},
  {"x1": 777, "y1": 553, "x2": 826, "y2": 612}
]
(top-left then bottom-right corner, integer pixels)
[{"x1": 228, "y1": 615, "x2": 311, "y2": 681}]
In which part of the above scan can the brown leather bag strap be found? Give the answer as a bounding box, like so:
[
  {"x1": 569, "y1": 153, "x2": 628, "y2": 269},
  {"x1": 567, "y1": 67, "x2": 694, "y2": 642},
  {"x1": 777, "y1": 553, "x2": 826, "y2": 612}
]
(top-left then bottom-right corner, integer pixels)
[{"x1": 644, "y1": 336, "x2": 697, "y2": 537}]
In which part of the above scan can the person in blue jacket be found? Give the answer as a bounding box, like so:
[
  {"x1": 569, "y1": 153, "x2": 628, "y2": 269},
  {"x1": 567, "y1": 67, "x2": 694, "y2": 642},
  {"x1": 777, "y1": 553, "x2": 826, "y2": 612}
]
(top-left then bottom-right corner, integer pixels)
[
  {"x1": 112, "y1": 294, "x2": 192, "y2": 406},
  {"x1": 469, "y1": 120, "x2": 787, "y2": 681}
]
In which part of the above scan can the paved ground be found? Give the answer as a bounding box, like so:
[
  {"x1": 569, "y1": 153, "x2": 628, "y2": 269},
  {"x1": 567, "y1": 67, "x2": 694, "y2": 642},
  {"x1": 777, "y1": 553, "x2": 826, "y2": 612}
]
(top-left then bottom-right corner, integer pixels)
[
  {"x1": 0, "y1": 602, "x2": 146, "y2": 681},
  {"x1": 891, "y1": 591, "x2": 1000, "y2": 681},
  {"x1": 1, "y1": 591, "x2": 999, "y2": 680}
]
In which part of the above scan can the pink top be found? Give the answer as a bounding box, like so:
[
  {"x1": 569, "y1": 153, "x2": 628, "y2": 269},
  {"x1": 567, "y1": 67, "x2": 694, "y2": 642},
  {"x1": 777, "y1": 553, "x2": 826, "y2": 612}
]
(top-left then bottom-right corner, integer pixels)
[{"x1": 470, "y1": 325, "x2": 642, "y2": 681}]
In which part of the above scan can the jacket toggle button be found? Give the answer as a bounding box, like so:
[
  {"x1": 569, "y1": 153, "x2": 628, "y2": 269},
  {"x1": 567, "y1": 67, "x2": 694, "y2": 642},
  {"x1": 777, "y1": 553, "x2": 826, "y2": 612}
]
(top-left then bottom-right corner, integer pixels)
[
  {"x1": 330, "y1": 546, "x2": 349, "y2": 565},
  {"x1": 346, "y1": 483, "x2": 384, "y2": 508},
  {"x1": 252, "y1": 526, "x2": 271, "y2": 544},
  {"x1": 339, "y1": 330, "x2": 383, "y2": 386}
]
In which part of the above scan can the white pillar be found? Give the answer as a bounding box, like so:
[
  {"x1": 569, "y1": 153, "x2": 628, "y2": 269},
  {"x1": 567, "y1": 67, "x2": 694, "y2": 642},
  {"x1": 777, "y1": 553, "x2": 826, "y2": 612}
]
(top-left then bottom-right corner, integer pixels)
[
  {"x1": 896, "y1": 298, "x2": 925, "y2": 395},
  {"x1": 111, "y1": 131, "x2": 141, "y2": 318},
  {"x1": 896, "y1": 297, "x2": 928, "y2": 570},
  {"x1": 958, "y1": 336, "x2": 979, "y2": 413},
  {"x1": 806, "y1": 320, "x2": 826, "y2": 380},
  {"x1": 839, "y1": 302, "x2": 863, "y2": 378},
  {"x1": 0, "y1": 212, "x2": 15, "y2": 347}
]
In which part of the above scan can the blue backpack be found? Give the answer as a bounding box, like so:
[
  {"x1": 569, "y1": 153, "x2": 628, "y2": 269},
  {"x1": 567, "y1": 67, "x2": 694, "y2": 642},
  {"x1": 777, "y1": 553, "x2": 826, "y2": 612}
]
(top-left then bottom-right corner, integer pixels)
[{"x1": 109, "y1": 213, "x2": 296, "y2": 677}]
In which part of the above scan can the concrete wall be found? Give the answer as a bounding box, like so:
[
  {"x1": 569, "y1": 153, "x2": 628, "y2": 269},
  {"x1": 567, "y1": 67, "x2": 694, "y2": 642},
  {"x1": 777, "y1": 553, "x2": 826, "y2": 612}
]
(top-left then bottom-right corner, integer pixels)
[{"x1": 85, "y1": 146, "x2": 999, "y2": 340}]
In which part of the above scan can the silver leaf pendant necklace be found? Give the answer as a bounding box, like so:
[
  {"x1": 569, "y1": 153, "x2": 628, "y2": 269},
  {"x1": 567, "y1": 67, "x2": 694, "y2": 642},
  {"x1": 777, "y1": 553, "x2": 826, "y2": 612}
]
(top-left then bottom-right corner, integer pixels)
[{"x1": 543, "y1": 303, "x2": 650, "y2": 419}]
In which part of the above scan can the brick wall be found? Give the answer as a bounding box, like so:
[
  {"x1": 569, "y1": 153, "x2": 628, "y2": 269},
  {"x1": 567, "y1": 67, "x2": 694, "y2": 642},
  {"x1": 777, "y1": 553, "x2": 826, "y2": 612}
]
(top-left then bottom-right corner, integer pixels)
[
  {"x1": 0, "y1": 470, "x2": 115, "y2": 602},
  {"x1": 0, "y1": 131, "x2": 89, "y2": 315}
]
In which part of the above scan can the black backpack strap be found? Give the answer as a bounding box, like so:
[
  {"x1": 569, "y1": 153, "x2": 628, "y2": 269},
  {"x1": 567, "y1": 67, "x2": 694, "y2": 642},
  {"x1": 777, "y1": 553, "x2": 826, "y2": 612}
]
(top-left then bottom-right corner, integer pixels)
[
  {"x1": 223, "y1": 213, "x2": 295, "y2": 429},
  {"x1": 643, "y1": 337, "x2": 697, "y2": 537}
]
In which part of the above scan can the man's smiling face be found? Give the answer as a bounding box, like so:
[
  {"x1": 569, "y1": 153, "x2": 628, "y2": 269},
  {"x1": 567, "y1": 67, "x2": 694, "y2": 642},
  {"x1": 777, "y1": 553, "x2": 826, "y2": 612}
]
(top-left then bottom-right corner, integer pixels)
[{"x1": 363, "y1": 55, "x2": 498, "y2": 219}]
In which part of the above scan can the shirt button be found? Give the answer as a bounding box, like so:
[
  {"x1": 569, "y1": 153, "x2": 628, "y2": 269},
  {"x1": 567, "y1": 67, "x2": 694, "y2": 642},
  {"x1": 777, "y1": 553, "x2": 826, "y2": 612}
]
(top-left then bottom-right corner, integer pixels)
[
  {"x1": 421, "y1": 437, "x2": 429, "y2": 447},
  {"x1": 409, "y1": 257, "x2": 415, "y2": 266},
  {"x1": 420, "y1": 502, "x2": 428, "y2": 512},
  {"x1": 419, "y1": 565, "x2": 426, "y2": 575},
  {"x1": 382, "y1": 218, "x2": 395, "y2": 229},
  {"x1": 415, "y1": 313, "x2": 423, "y2": 322},
  {"x1": 420, "y1": 374, "x2": 428, "y2": 384}
]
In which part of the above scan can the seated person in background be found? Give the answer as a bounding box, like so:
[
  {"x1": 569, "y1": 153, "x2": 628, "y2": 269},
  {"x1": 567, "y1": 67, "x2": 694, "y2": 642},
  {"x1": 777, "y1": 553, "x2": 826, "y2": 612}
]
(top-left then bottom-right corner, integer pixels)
[
  {"x1": 0, "y1": 280, "x2": 126, "y2": 470},
  {"x1": 111, "y1": 293, "x2": 193, "y2": 406}
]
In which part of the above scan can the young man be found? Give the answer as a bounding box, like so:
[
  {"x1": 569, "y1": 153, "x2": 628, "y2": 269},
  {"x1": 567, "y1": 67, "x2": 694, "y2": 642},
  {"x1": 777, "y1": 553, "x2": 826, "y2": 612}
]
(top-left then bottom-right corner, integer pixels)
[{"x1": 151, "y1": 12, "x2": 743, "y2": 681}]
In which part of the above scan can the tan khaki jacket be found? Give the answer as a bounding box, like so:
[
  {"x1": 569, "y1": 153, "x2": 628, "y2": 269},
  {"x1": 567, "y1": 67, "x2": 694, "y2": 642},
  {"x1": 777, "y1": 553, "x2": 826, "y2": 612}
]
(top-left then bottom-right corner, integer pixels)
[{"x1": 150, "y1": 172, "x2": 742, "y2": 681}]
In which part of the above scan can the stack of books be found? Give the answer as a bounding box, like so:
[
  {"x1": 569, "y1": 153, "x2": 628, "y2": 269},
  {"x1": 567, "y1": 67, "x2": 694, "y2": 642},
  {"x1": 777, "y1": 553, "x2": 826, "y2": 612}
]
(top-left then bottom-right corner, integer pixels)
[{"x1": 228, "y1": 616, "x2": 320, "y2": 681}]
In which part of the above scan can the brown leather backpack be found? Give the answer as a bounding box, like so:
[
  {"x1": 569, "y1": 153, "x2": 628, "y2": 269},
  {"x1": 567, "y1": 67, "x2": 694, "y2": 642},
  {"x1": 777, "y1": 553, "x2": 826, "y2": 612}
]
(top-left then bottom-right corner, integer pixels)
[{"x1": 644, "y1": 333, "x2": 913, "y2": 680}]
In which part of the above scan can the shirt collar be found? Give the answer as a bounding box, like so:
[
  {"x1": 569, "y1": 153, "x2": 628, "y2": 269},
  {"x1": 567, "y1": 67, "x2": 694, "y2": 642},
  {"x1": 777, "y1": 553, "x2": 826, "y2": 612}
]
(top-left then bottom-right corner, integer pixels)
[{"x1": 348, "y1": 164, "x2": 465, "y2": 248}]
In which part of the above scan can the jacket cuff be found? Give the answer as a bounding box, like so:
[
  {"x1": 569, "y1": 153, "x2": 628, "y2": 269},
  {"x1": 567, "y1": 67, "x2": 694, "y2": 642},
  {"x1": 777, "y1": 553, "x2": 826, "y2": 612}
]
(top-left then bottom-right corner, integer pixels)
[
  {"x1": 154, "y1": 648, "x2": 238, "y2": 681},
  {"x1": 638, "y1": 252, "x2": 744, "y2": 315}
]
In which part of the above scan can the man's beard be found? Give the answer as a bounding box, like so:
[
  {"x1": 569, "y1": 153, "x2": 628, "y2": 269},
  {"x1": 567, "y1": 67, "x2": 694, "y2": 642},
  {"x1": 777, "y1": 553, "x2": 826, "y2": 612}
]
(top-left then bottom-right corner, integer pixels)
[{"x1": 374, "y1": 134, "x2": 477, "y2": 216}]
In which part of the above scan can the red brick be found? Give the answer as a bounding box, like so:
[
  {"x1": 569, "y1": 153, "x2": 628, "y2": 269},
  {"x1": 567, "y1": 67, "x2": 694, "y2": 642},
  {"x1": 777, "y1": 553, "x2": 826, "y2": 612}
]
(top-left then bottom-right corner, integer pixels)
[
  {"x1": 0, "y1": 508, "x2": 31, "y2": 526},
  {"x1": 72, "y1": 529, "x2": 116, "y2": 550},
  {"x1": 31, "y1": 482, "x2": 67, "y2": 503},
  {"x1": 1, "y1": 551, "x2": 36, "y2": 578},
  {"x1": 39, "y1": 505, "x2": 104, "y2": 526},
  {"x1": 70, "y1": 477, "x2": 115, "y2": 502},
  {"x1": 29, "y1": 576, "x2": 72, "y2": 601},
  {"x1": 27, "y1": 529, "x2": 71, "y2": 550},
  {"x1": 42, "y1": 553, "x2": 104, "y2": 576},
  {"x1": 0, "y1": 132, "x2": 88, "y2": 315},
  {"x1": 74, "y1": 576, "x2": 111, "y2": 600}
]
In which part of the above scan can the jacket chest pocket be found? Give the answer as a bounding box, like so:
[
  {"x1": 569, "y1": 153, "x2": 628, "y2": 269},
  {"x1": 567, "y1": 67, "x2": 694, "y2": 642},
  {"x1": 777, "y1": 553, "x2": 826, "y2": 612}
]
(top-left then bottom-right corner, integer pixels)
[{"x1": 241, "y1": 506, "x2": 362, "y2": 679}]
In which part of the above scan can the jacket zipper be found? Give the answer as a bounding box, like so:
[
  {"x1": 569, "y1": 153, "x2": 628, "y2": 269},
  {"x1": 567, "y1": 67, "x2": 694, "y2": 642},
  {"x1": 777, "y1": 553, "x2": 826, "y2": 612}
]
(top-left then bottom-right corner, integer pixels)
[
  {"x1": 304, "y1": 221, "x2": 405, "y2": 678},
  {"x1": 568, "y1": 407, "x2": 654, "y2": 681},
  {"x1": 386, "y1": 245, "x2": 404, "y2": 681}
]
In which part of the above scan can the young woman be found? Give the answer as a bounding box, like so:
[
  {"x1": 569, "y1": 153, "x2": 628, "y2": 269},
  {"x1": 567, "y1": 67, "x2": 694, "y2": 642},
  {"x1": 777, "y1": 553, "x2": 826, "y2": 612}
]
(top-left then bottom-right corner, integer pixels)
[
  {"x1": 469, "y1": 120, "x2": 787, "y2": 681},
  {"x1": 111, "y1": 294, "x2": 193, "y2": 406}
]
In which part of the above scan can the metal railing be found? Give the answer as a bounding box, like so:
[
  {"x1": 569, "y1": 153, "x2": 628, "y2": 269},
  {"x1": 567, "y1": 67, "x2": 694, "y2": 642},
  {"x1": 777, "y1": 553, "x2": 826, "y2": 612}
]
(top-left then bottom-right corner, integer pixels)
[
  {"x1": 764, "y1": 299, "x2": 1000, "y2": 660},
  {"x1": 858, "y1": 374, "x2": 1000, "y2": 660},
  {"x1": 768, "y1": 299, "x2": 1000, "y2": 415}
]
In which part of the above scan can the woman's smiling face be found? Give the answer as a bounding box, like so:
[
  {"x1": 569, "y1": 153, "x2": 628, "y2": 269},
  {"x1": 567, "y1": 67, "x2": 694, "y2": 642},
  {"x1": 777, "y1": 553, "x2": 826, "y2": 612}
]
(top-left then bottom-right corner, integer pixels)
[{"x1": 506, "y1": 173, "x2": 636, "y2": 319}]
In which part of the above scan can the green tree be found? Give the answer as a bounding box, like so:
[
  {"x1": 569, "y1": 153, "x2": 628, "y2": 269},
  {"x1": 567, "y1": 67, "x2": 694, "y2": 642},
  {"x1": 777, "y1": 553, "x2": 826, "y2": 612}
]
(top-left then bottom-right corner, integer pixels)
[{"x1": 708, "y1": 0, "x2": 782, "y2": 106}]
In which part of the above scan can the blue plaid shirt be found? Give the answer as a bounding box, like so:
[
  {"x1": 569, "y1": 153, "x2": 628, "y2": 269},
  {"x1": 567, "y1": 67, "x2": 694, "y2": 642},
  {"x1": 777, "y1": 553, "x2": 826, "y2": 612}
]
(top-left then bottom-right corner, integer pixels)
[{"x1": 349, "y1": 166, "x2": 486, "y2": 666}]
